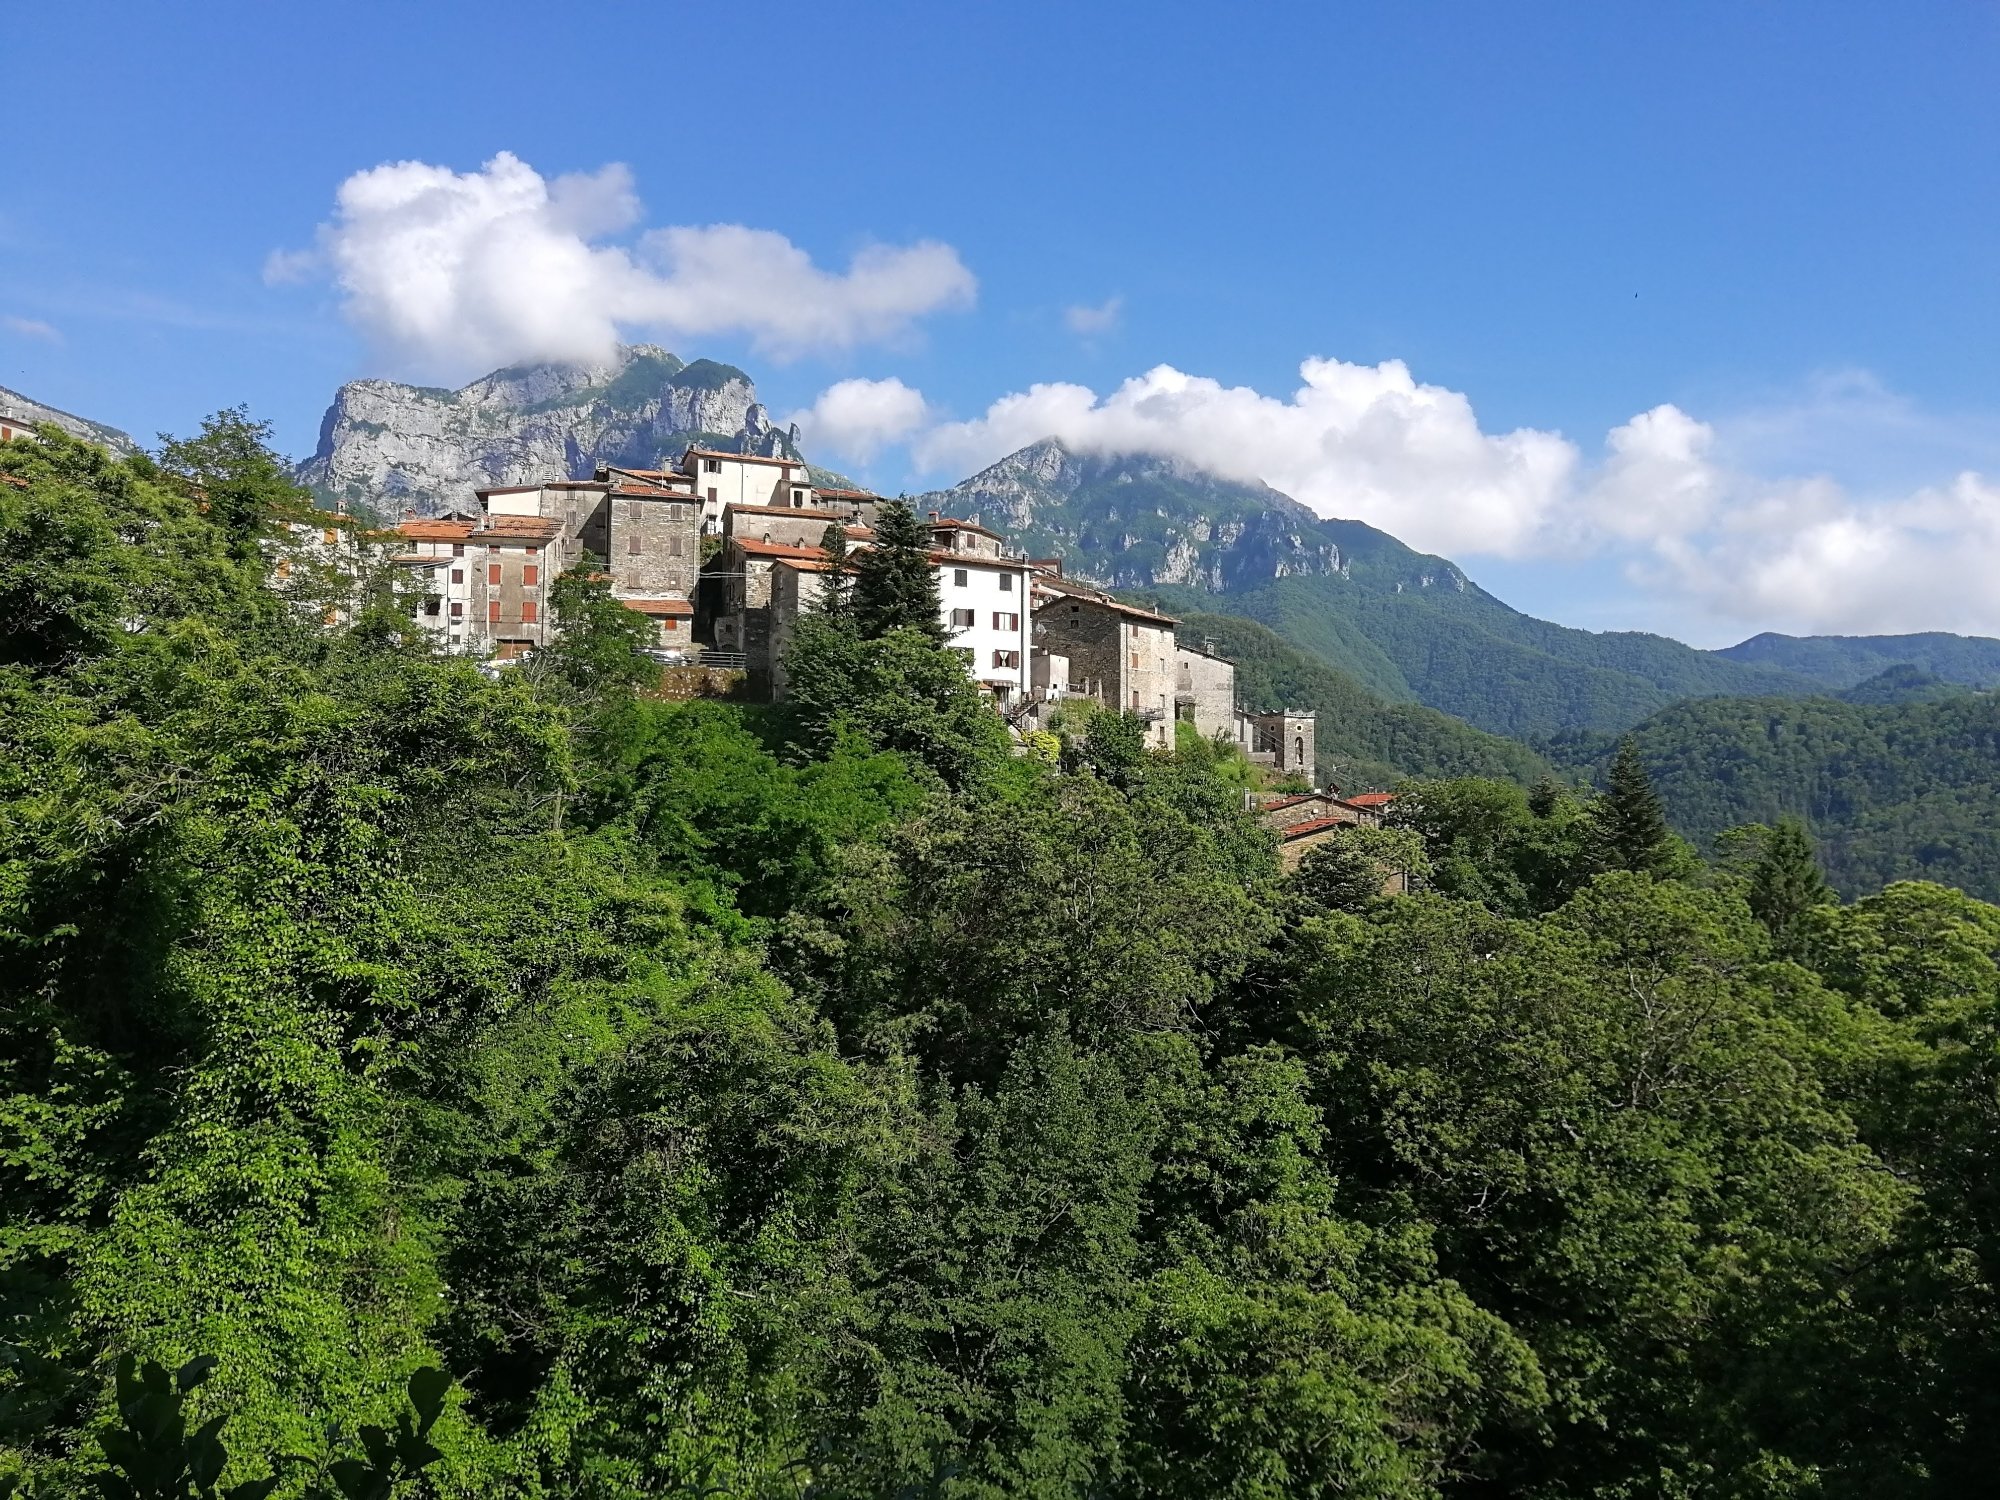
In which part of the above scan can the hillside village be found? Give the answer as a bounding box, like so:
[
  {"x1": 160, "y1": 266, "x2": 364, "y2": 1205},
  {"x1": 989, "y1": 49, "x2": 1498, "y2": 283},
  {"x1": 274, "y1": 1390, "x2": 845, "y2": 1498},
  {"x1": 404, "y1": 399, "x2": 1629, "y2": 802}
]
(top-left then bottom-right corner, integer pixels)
[{"x1": 281, "y1": 438, "x2": 1395, "y2": 862}]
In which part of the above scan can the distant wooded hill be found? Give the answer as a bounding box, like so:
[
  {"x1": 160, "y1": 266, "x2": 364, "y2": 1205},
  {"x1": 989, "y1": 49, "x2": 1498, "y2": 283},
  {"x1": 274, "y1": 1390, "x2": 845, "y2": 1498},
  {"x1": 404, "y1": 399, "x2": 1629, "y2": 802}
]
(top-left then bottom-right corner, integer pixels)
[
  {"x1": 922, "y1": 438, "x2": 2000, "y2": 739},
  {"x1": 1547, "y1": 688, "x2": 2000, "y2": 900}
]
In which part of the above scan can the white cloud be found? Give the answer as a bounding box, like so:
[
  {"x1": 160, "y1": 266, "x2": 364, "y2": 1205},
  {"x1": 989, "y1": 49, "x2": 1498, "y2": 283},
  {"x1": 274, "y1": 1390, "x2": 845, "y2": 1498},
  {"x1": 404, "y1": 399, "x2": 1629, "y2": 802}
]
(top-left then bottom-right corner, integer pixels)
[
  {"x1": 914, "y1": 358, "x2": 1579, "y2": 557},
  {"x1": 788, "y1": 377, "x2": 929, "y2": 464},
  {"x1": 1063, "y1": 295, "x2": 1122, "y2": 336},
  {"x1": 274, "y1": 151, "x2": 976, "y2": 379},
  {"x1": 3, "y1": 315, "x2": 61, "y2": 343},
  {"x1": 899, "y1": 357, "x2": 2000, "y2": 637}
]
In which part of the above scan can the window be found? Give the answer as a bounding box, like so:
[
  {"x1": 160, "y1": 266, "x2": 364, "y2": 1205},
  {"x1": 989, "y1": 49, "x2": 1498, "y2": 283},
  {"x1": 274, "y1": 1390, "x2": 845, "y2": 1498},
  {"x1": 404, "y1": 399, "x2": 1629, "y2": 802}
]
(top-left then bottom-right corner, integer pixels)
[
  {"x1": 489, "y1": 563, "x2": 502, "y2": 585},
  {"x1": 521, "y1": 601, "x2": 538, "y2": 624},
  {"x1": 1131, "y1": 688, "x2": 1140, "y2": 708},
  {"x1": 949, "y1": 608, "x2": 975, "y2": 628},
  {"x1": 450, "y1": 602, "x2": 463, "y2": 619},
  {"x1": 321, "y1": 528, "x2": 337, "y2": 545},
  {"x1": 452, "y1": 543, "x2": 464, "y2": 557},
  {"x1": 953, "y1": 568, "x2": 968, "y2": 587},
  {"x1": 707, "y1": 487, "x2": 717, "y2": 504},
  {"x1": 627, "y1": 533, "x2": 643, "y2": 555},
  {"x1": 992, "y1": 649, "x2": 1020, "y2": 670},
  {"x1": 450, "y1": 568, "x2": 464, "y2": 585},
  {"x1": 423, "y1": 598, "x2": 441, "y2": 616},
  {"x1": 522, "y1": 564, "x2": 539, "y2": 586},
  {"x1": 488, "y1": 602, "x2": 501, "y2": 623},
  {"x1": 662, "y1": 616, "x2": 679, "y2": 631},
  {"x1": 668, "y1": 535, "x2": 685, "y2": 558},
  {"x1": 704, "y1": 457, "x2": 722, "y2": 473},
  {"x1": 1130, "y1": 651, "x2": 1140, "y2": 669},
  {"x1": 999, "y1": 572, "x2": 1014, "y2": 592},
  {"x1": 993, "y1": 611, "x2": 1018, "y2": 631}
]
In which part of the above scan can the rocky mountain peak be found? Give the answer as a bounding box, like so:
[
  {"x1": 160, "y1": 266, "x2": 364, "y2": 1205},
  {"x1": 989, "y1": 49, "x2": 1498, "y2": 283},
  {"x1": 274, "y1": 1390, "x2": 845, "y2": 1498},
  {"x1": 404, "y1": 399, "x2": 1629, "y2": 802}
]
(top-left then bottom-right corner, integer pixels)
[{"x1": 296, "y1": 344, "x2": 796, "y2": 517}]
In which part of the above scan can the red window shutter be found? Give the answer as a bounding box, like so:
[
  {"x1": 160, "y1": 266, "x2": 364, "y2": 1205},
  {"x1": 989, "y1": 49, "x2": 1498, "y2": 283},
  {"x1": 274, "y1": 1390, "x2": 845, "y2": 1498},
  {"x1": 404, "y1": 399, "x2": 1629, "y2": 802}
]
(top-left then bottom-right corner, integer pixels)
[
  {"x1": 523, "y1": 564, "x2": 539, "y2": 586},
  {"x1": 521, "y1": 601, "x2": 537, "y2": 624},
  {"x1": 488, "y1": 563, "x2": 502, "y2": 585},
  {"x1": 488, "y1": 602, "x2": 500, "y2": 623}
]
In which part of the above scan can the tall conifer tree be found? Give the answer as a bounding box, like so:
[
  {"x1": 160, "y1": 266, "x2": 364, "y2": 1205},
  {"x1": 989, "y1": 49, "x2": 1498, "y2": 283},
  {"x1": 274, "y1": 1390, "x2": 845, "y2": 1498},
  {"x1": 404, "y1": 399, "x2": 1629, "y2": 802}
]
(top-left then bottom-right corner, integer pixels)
[
  {"x1": 853, "y1": 500, "x2": 947, "y2": 643},
  {"x1": 1593, "y1": 736, "x2": 1675, "y2": 874},
  {"x1": 1748, "y1": 816, "x2": 1836, "y2": 957},
  {"x1": 817, "y1": 521, "x2": 855, "y2": 633}
]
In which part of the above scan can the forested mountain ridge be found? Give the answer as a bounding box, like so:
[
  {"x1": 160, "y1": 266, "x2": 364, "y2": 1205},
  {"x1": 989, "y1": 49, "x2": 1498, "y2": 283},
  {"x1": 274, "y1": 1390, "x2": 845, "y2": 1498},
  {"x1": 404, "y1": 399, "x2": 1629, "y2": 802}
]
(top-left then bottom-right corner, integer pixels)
[
  {"x1": 1161, "y1": 608, "x2": 1552, "y2": 789},
  {"x1": 11, "y1": 419, "x2": 2000, "y2": 1495},
  {"x1": 1567, "y1": 686, "x2": 2000, "y2": 900},
  {"x1": 918, "y1": 438, "x2": 1836, "y2": 736},
  {"x1": 1716, "y1": 629, "x2": 2000, "y2": 689}
]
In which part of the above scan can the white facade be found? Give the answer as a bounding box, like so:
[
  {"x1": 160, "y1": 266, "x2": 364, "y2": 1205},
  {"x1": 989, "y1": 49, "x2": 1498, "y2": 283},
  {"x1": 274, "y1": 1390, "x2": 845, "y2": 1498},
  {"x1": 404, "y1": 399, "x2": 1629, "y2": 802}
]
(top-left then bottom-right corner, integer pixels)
[
  {"x1": 683, "y1": 448, "x2": 812, "y2": 533},
  {"x1": 939, "y1": 555, "x2": 1032, "y2": 702}
]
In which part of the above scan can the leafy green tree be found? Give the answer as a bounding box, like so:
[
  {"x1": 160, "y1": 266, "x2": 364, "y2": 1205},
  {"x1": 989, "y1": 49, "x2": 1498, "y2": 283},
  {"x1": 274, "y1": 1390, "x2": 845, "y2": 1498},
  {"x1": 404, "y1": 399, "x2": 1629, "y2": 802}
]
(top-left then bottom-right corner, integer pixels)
[
  {"x1": 851, "y1": 500, "x2": 945, "y2": 642},
  {"x1": 154, "y1": 408, "x2": 313, "y2": 560},
  {"x1": 1747, "y1": 816, "x2": 1837, "y2": 959},
  {"x1": 532, "y1": 555, "x2": 658, "y2": 699},
  {"x1": 1289, "y1": 826, "x2": 1430, "y2": 915},
  {"x1": 781, "y1": 616, "x2": 1006, "y2": 790}
]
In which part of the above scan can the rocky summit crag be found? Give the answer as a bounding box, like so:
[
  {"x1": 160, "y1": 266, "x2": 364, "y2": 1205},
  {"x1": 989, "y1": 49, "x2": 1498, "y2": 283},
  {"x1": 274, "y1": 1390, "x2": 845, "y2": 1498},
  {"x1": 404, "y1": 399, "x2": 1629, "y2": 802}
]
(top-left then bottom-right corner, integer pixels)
[
  {"x1": 0, "y1": 384, "x2": 139, "y2": 457},
  {"x1": 297, "y1": 345, "x2": 814, "y2": 517}
]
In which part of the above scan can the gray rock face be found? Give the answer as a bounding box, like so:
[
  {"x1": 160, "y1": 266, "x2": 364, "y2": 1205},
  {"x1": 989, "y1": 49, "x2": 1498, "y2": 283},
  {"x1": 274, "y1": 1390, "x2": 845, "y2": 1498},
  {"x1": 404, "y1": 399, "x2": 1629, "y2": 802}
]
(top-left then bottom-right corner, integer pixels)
[
  {"x1": 0, "y1": 385, "x2": 139, "y2": 457},
  {"x1": 296, "y1": 345, "x2": 804, "y2": 517}
]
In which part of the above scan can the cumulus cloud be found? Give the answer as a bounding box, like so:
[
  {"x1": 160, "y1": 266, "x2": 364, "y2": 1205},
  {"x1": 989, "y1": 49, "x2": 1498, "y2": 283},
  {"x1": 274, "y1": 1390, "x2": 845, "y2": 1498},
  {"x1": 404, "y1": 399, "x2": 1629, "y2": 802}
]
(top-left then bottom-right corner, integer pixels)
[
  {"x1": 1587, "y1": 417, "x2": 2000, "y2": 635},
  {"x1": 898, "y1": 357, "x2": 2000, "y2": 636},
  {"x1": 3, "y1": 315, "x2": 61, "y2": 343},
  {"x1": 273, "y1": 152, "x2": 976, "y2": 378},
  {"x1": 914, "y1": 358, "x2": 1579, "y2": 557},
  {"x1": 788, "y1": 377, "x2": 930, "y2": 464},
  {"x1": 1063, "y1": 296, "x2": 1122, "y2": 337}
]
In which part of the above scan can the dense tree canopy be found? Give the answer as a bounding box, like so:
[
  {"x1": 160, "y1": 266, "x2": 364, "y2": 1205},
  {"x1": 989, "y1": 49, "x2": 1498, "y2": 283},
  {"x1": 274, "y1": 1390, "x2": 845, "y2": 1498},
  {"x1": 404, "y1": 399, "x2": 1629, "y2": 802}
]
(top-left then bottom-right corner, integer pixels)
[{"x1": 7, "y1": 423, "x2": 2000, "y2": 1497}]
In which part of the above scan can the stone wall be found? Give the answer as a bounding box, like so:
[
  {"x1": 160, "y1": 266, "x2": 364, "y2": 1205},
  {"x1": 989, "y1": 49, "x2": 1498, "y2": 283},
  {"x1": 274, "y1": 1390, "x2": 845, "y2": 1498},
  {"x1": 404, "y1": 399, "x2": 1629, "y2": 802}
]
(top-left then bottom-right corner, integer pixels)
[
  {"x1": 1175, "y1": 645, "x2": 1237, "y2": 740},
  {"x1": 607, "y1": 494, "x2": 699, "y2": 599}
]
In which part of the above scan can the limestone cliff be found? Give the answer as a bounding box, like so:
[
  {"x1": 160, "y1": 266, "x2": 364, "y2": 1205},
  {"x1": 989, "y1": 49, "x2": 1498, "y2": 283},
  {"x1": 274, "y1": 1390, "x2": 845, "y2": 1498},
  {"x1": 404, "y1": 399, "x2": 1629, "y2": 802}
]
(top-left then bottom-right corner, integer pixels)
[
  {"x1": 297, "y1": 345, "x2": 807, "y2": 517},
  {"x1": 0, "y1": 384, "x2": 139, "y2": 457}
]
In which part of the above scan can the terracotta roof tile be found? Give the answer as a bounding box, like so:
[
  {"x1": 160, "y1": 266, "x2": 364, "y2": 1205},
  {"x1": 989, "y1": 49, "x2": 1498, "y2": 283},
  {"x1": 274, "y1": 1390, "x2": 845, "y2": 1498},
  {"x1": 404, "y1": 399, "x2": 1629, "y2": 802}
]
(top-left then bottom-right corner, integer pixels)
[
  {"x1": 1343, "y1": 792, "x2": 1397, "y2": 808},
  {"x1": 621, "y1": 596, "x2": 694, "y2": 617},
  {"x1": 1281, "y1": 815, "x2": 1361, "y2": 840}
]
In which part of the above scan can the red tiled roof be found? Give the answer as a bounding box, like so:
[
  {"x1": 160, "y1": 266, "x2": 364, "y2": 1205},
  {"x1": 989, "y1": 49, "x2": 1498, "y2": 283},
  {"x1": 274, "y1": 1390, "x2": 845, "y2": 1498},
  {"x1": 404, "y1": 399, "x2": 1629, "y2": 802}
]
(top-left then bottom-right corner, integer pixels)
[
  {"x1": 612, "y1": 484, "x2": 695, "y2": 500},
  {"x1": 620, "y1": 596, "x2": 694, "y2": 617},
  {"x1": 472, "y1": 516, "x2": 561, "y2": 543},
  {"x1": 1343, "y1": 792, "x2": 1397, "y2": 808},
  {"x1": 1281, "y1": 815, "x2": 1360, "y2": 840},
  {"x1": 395, "y1": 518, "x2": 475, "y2": 541},
  {"x1": 927, "y1": 515, "x2": 1002, "y2": 539},
  {"x1": 725, "y1": 502, "x2": 849, "y2": 520},
  {"x1": 1033, "y1": 593, "x2": 1178, "y2": 627},
  {"x1": 812, "y1": 486, "x2": 880, "y2": 499},
  {"x1": 1259, "y1": 794, "x2": 1319, "y2": 813},
  {"x1": 733, "y1": 537, "x2": 829, "y2": 561}
]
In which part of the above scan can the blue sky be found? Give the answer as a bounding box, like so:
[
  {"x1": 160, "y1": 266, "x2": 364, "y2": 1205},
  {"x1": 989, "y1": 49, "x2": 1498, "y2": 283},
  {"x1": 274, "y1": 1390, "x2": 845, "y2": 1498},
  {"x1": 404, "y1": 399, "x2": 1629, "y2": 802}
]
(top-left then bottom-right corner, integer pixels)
[{"x1": 8, "y1": 1, "x2": 2000, "y2": 645}]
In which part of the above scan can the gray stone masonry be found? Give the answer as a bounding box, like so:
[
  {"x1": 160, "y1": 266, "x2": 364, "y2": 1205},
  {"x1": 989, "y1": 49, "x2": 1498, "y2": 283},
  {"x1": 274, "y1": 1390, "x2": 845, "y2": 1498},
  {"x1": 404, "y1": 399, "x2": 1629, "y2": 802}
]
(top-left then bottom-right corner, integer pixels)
[{"x1": 1034, "y1": 595, "x2": 1180, "y2": 747}]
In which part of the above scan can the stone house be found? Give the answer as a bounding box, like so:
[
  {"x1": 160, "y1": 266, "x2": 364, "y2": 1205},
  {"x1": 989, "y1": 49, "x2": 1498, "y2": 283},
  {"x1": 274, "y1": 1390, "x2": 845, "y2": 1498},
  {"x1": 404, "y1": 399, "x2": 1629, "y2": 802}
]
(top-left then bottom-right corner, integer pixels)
[
  {"x1": 1031, "y1": 590, "x2": 1184, "y2": 748},
  {"x1": 1174, "y1": 640, "x2": 1238, "y2": 741},
  {"x1": 681, "y1": 447, "x2": 814, "y2": 533}
]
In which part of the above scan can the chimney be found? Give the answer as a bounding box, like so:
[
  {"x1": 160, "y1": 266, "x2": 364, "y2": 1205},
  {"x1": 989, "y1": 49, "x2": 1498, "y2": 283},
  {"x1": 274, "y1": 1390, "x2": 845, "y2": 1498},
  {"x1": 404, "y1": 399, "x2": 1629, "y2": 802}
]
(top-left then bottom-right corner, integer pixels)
[{"x1": 929, "y1": 510, "x2": 941, "y2": 523}]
